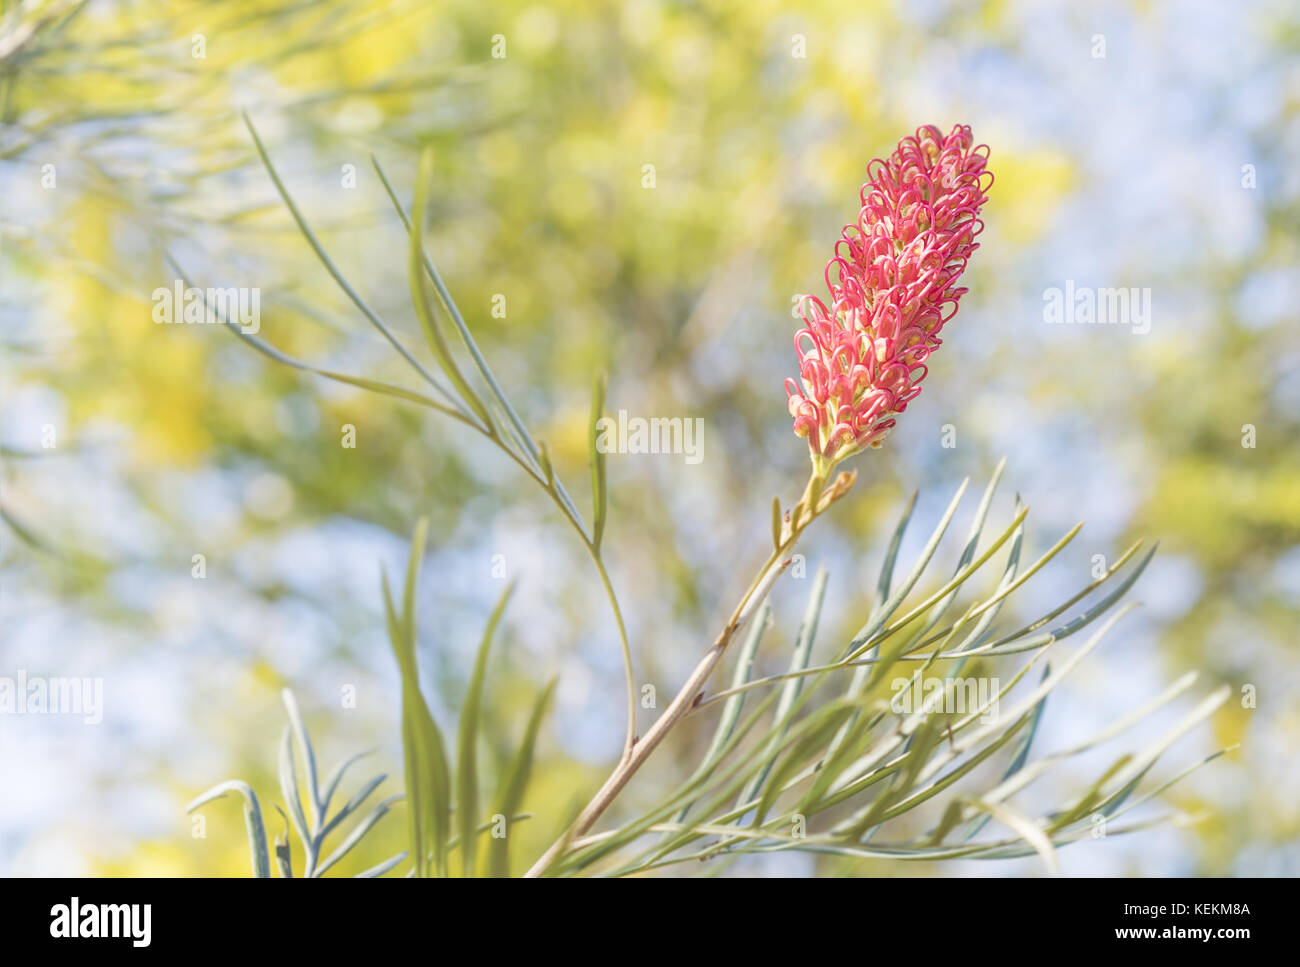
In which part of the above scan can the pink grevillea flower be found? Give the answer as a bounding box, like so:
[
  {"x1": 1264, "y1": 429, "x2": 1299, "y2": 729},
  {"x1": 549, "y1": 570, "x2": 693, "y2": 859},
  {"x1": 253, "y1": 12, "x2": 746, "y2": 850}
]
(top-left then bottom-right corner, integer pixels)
[{"x1": 786, "y1": 124, "x2": 992, "y2": 474}]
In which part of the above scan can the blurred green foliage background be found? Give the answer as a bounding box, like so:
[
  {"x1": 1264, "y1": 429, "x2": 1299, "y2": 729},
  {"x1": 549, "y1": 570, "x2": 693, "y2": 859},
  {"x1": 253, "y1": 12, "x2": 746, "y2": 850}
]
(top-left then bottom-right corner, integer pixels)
[{"x1": 1, "y1": 0, "x2": 1297, "y2": 875}]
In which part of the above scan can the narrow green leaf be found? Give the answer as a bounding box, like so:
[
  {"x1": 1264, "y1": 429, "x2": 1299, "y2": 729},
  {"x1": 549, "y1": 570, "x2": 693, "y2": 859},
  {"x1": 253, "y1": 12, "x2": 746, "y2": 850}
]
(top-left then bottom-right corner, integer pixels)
[
  {"x1": 401, "y1": 519, "x2": 428, "y2": 644},
  {"x1": 736, "y1": 569, "x2": 828, "y2": 814},
  {"x1": 319, "y1": 773, "x2": 387, "y2": 840},
  {"x1": 458, "y1": 582, "x2": 515, "y2": 877},
  {"x1": 845, "y1": 708, "x2": 945, "y2": 840},
  {"x1": 1000, "y1": 543, "x2": 1159, "y2": 649},
  {"x1": 487, "y1": 678, "x2": 557, "y2": 877},
  {"x1": 837, "y1": 480, "x2": 969, "y2": 735},
  {"x1": 356, "y1": 852, "x2": 409, "y2": 879},
  {"x1": 278, "y1": 726, "x2": 311, "y2": 854},
  {"x1": 383, "y1": 521, "x2": 452, "y2": 877},
  {"x1": 165, "y1": 254, "x2": 477, "y2": 429},
  {"x1": 320, "y1": 749, "x2": 375, "y2": 819},
  {"x1": 801, "y1": 695, "x2": 883, "y2": 812},
  {"x1": 917, "y1": 458, "x2": 1005, "y2": 638},
  {"x1": 1066, "y1": 686, "x2": 1231, "y2": 819},
  {"x1": 880, "y1": 708, "x2": 1035, "y2": 826},
  {"x1": 186, "y1": 781, "x2": 270, "y2": 878},
  {"x1": 1085, "y1": 747, "x2": 1234, "y2": 831},
  {"x1": 752, "y1": 700, "x2": 860, "y2": 829},
  {"x1": 314, "y1": 794, "x2": 403, "y2": 877},
  {"x1": 964, "y1": 798, "x2": 1059, "y2": 875},
  {"x1": 971, "y1": 540, "x2": 1148, "y2": 655},
  {"x1": 963, "y1": 520, "x2": 1083, "y2": 626},
  {"x1": 1049, "y1": 755, "x2": 1134, "y2": 832},
  {"x1": 877, "y1": 489, "x2": 919, "y2": 605},
  {"x1": 381, "y1": 571, "x2": 425, "y2": 875},
  {"x1": 412, "y1": 695, "x2": 451, "y2": 877},
  {"x1": 408, "y1": 146, "x2": 493, "y2": 429},
  {"x1": 953, "y1": 664, "x2": 1050, "y2": 843},
  {"x1": 819, "y1": 475, "x2": 971, "y2": 780},
  {"x1": 372, "y1": 152, "x2": 553, "y2": 481},
  {"x1": 280, "y1": 690, "x2": 321, "y2": 831}
]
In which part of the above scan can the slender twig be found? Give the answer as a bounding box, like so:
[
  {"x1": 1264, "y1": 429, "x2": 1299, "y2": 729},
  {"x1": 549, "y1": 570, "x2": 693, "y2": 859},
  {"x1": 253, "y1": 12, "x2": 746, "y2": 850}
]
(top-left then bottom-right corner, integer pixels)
[{"x1": 523, "y1": 469, "x2": 857, "y2": 877}]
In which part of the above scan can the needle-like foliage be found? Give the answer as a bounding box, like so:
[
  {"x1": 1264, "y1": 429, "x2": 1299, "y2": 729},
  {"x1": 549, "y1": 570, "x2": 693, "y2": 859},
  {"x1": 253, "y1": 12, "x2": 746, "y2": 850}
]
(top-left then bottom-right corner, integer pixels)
[{"x1": 187, "y1": 689, "x2": 406, "y2": 878}]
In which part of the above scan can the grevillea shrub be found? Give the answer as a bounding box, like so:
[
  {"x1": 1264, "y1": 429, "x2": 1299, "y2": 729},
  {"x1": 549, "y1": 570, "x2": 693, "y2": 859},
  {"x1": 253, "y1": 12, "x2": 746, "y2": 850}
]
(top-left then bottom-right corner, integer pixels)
[{"x1": 188, "y1": 122, "x2": 1228, "y2": 877}]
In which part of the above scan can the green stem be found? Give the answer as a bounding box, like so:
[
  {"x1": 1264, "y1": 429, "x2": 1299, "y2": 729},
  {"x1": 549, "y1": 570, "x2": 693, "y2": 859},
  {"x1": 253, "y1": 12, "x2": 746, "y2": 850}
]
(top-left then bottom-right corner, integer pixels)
[{"x1": 494, "y1": 444, "x2": 638, "y2": 758}]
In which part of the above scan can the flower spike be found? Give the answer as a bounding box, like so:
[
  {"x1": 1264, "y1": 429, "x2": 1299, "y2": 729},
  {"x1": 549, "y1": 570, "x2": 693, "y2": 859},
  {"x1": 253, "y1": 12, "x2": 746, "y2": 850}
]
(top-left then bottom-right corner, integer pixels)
[{"x1": 787, "y1": 123, "x2": 992, "y2": 475}]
